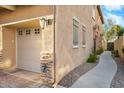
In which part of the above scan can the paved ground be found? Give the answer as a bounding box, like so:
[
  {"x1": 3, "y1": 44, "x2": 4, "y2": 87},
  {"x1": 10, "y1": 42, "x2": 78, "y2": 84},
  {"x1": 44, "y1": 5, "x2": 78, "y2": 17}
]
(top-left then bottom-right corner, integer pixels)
[
  {"x1": 58, "y1": 59, "x2": 98, "y2": 87},
  {"x1": 0, "y1": 69, "x2": 49, "y2": 88},
  {"x1": 111, "y1": 57, "x2": 124, "y2": 88},
  {"x1": 4, "y1": 69, "x2": 41, "y2": 83},
  {"x1": 71, "y1": 51, "x2": 117, "y2": 88}
]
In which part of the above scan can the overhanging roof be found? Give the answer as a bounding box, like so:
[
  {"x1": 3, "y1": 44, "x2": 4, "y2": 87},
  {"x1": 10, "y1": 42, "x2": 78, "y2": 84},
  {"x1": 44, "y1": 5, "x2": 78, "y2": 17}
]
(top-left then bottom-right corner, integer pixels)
[
  {"x1": 97, "y1": 6, "x2": 104, "y2": 24},
  {"x1": 3, "y1": 18, "x2": 40, "y2": 28},
  {"x1": 2, "y1": 15, "x2": 53, "y2": 28}
]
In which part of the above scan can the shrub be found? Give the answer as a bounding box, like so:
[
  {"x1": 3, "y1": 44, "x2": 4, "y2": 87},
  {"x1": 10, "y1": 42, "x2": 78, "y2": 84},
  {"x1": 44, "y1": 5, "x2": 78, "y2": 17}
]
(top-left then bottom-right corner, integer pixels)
[
  {"x1": 96, "y1": 48, "x2": 103, "y2": 55},
  {"x1": 87, "y1": 54, "x2": 97, "y2": 63}
]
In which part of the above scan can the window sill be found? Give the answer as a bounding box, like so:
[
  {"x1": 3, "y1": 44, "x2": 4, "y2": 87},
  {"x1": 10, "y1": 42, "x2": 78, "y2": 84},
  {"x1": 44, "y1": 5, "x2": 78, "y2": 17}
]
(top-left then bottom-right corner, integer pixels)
[{"x1": 73, "y1": 45, "x2": 79, "y2": 49}]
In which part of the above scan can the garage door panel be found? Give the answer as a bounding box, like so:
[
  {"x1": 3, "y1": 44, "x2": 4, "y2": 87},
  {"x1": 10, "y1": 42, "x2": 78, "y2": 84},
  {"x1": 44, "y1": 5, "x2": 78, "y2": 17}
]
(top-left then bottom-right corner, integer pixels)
[{"x1": 17, "y1": 28, "x2": 41, "y2": 73}]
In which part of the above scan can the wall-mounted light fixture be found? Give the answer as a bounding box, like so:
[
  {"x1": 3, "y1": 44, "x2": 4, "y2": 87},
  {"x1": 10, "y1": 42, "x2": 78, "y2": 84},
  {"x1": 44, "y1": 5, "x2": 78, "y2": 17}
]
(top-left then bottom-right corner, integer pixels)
[
  {"x1": 40, "y1": 17, "x2": 47, "y2": 30},
  {"x1": 40, "y1": 17, "x2": 53, "y2": 30}
]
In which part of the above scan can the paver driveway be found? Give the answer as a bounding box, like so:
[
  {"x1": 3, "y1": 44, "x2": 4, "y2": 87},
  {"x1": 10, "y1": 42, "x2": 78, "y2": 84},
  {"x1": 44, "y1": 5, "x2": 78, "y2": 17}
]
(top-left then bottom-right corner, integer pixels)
[{"x1": 0, "y1": 69, "x2": 48, "y2": 88}]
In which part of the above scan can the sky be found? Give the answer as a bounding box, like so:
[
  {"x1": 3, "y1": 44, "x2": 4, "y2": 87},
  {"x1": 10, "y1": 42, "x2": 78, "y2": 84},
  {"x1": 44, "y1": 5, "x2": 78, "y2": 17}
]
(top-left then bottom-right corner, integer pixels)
[{"x1": 102, "y1": 5, "x2": 124, "y2": 29}]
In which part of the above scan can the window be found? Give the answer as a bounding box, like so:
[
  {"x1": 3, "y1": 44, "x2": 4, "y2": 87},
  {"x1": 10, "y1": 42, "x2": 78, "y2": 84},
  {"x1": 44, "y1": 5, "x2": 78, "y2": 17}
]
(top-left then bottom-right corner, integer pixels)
[
  {"x1": 82, "y1": 25, "x2": 86, "y2": 46},
  {"x1": 26, "y1": 30, "x2": 31, "y2": 35},
  {"x1": 73, "y1": 17, "x2": 79, "y2": 48},
  {"x1": 18, "y1": 30, "x2": 23, "y2": 35},
  {"x1": 34, "y1": 28, "x2": 40, "y2": 34}
]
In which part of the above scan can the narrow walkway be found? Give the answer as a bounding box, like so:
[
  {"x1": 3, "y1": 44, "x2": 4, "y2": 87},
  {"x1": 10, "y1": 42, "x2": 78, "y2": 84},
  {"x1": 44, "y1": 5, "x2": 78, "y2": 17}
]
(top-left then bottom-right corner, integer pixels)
[{"x1": 71, "y1": 51, "x2": 117, "y2": 88}]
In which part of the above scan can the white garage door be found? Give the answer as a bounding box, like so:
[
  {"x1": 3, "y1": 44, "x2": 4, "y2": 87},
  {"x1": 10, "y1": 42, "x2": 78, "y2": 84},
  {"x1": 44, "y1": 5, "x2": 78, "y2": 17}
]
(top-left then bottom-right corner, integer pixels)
[{"x1": 17, "y1": 28, "x2": 41, "y2": 73}]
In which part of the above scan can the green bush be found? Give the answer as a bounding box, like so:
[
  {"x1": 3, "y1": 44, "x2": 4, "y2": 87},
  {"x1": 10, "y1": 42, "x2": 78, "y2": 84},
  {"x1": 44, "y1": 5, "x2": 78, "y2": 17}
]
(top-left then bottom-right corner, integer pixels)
[
  {"x1": 96, "y1": 48, "x2": 103, "y2": 55},
  {"x1": 87, "y1": 54, "x2": 97, "y2": 63}
]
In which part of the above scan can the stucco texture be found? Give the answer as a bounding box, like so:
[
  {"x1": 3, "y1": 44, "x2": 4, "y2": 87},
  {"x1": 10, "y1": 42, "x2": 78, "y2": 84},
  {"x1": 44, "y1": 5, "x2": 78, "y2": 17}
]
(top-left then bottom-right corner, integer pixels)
[
  {"x1": 55, "y1": 5, "x2": 94, "y2": 84},
  {"x1": 114, "y1": 36, "x2": 124, "y2": 59},
  {"x1": 0, "y1": 27, "x2": 16, "y2": 69}
]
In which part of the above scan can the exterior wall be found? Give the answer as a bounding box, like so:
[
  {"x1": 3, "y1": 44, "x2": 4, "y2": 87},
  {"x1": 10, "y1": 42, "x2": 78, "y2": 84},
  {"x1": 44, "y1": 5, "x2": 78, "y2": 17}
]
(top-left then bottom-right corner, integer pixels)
[
  {"x1": 0, "y1": 26, "x2": 3, "y2": 68},
  {"x1": 95, "y1": 7, "x2": 104, "y2": 50},
  {"x1": 55, "y1": 5, "x2": 94, "y2": 84},
  {"x1": 1, "y1": 27, "x2": 16, "y2": 69},
  {"x1": 102, "y1": 38, "x2": 107, "y2": 50},
  {"x1": 114, "y1": 36, "x2": 124, "y2": 59},
  {"x1": 0, "y1": 5, "x2": 53, "y2": 25},
  {"x1": 0, "y1": 26, "x2": 2, "y2": 50}
]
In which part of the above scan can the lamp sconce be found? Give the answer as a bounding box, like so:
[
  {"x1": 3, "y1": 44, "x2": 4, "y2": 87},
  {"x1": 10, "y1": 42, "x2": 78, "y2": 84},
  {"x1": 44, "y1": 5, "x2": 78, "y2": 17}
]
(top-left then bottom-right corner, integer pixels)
[
  {"x1": 40, "y1": 17, "x2": 47, "y2": 30},
  {"x1": 40, "y1": 17, "x2": 53, "y2": 30}
]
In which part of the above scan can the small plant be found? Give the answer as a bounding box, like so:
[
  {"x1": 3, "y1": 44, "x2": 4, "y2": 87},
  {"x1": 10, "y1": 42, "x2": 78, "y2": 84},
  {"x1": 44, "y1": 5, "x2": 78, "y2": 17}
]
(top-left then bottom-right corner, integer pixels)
[
  {"x1": 96, "y1": 47, "x2": 103, "y2": 55},
  {"x1": 87, "y1": 53, "x2": 97, "y2": 63}
]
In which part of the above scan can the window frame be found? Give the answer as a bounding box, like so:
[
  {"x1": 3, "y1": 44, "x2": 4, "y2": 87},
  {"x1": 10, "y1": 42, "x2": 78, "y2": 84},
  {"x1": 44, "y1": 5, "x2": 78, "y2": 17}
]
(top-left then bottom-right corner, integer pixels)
[
  {"x1": 26, "y1": 29, "x2": 31, "y2": 35},
  {"x1": 34, "y1": 28, "x2": 40, "y2": 34},
  {"x1": 72, "y1": 17, "x2": 80, "y2": 48},
  {"x1": 18, "y1": 30, "x2": 23, "y2": 36},
  {"x1": 82, "y1": 24, "x2": 86, "y2": 48}
]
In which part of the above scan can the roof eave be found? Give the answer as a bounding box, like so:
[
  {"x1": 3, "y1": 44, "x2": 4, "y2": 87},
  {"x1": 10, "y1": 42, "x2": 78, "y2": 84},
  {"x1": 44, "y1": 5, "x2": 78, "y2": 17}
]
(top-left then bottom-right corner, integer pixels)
[{"x1": 97, "y1": 5, "x2": 104, "y2": 24}]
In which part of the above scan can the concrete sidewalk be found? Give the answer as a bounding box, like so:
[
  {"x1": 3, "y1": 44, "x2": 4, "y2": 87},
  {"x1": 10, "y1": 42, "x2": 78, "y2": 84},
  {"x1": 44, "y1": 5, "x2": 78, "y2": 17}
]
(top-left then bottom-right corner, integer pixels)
[{"x1": 71, "y1": 51, "x2": 117, "y2": 88}]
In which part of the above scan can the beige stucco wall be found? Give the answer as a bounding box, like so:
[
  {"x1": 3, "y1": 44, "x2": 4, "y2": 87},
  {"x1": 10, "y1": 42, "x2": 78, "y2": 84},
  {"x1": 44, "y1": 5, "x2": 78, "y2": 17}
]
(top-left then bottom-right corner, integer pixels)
[
  {"x1": 0, "y1": 26, "x2": 2, "y2": 50},
  {"x1": 0, "y1": 26, "x2": 3, "y2": 68},
  {"x1": 0, "y1": 5, "x2": 53, "y2": 25},
  {"x1": 0, "y1": 27, "x2": 16, "y2": 69},
  {"x1": 102, "y1": 38, "x2": 107, "y2": 50},
  {"x1": 95, "y1": 7, "x2": 104, "y2": 50},
  {"x1": 55, "y1": 5, "x2": 94, "y2": 84},
  {"x1": 114, "y1": 36, "x2": 124, "y2": 59}
]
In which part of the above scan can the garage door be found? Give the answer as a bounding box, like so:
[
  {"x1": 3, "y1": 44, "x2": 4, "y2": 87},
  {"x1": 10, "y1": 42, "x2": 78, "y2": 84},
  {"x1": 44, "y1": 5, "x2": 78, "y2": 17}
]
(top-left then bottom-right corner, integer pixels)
[{"x1": 17, "y1": 28, "x2": 41, "y2": 73}]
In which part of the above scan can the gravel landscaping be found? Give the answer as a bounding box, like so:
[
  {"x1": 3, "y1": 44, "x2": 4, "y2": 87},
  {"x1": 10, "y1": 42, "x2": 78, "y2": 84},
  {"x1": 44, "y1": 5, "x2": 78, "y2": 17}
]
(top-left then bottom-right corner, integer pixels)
[
  {"x1": 111, "y1": 57, "x2": 124, "y2": 88},
  {"x1": 58, "y1": 59, "x2": 99, "y2": 87}
]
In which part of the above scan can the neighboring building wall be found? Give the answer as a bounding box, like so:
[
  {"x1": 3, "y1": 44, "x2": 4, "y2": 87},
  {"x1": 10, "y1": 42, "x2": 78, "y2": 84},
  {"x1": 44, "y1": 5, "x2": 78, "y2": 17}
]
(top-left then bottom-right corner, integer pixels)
[
  {"x1": 55, "y1": 5, "x2": 94, "y2": 84},
  {"x1": 0, "y1": 5, "x2": 53, "y2": 25},
  {"x1": 0, "y1": 26, "x2": 2, "y2": 50},
  {"x1": 0, "y1": 26, "x2": 3, "y2": 68},
  {"x1": 102, "y1": 37, "x2": 107, "y2": 50},
  {"x1": 95, "y1": 7, "x2": 104, "y2": 50},
  {"x1": 114, "y1": 36, "x2": 124, "y2": 59}
]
